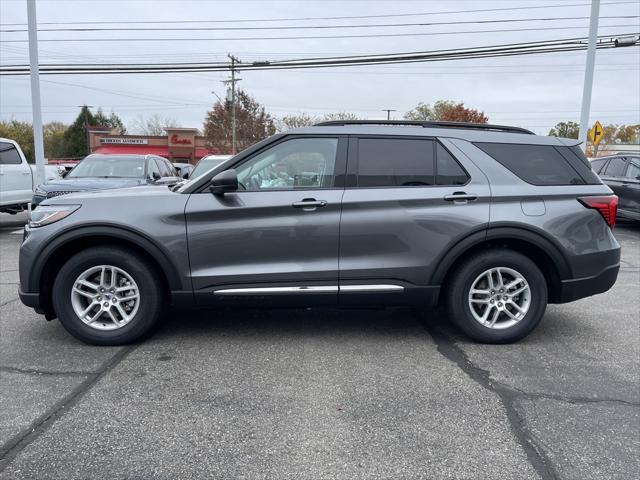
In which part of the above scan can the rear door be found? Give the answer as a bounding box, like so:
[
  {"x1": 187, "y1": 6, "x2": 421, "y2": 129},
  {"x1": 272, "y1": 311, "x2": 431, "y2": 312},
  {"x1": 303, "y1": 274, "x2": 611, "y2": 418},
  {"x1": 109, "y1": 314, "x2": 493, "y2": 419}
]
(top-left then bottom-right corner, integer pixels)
[
  {"x1": 0, "y1": 141, "x2": 32, "y2": 206},
  {"x1": 185, "y1": 135, "x2": 347, "y2": 304},
  {"x1": 619, "y1": 157, "x2": 640, "y2": 216},
  {"x1": 338, "y1": 135, "x2": 490, "y2": 303}
]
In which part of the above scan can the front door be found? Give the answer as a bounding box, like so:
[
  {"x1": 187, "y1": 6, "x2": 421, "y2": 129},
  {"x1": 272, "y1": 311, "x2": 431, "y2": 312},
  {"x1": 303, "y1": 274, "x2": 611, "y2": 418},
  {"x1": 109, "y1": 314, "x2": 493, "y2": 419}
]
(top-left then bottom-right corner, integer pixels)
[
  {"x1": 185, "y1": 136, "x2": 346, "y2": 305},
  {"x1": 0, "y1": 141, "x2": 32, "y2": 206}
]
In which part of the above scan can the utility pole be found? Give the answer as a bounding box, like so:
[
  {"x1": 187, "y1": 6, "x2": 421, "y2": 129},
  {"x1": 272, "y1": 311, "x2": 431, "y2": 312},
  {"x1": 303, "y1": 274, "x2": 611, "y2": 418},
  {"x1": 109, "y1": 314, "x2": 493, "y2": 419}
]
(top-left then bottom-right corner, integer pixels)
[
  {"x1": 382, "y1": 109, "x2": 396, "y2": 120},
  {"x1": 225, "y1": 54, "x2": 241, "y2": 154},
  {"x1": 27, "y1": 0, "x2": 45, "y2": 185},
  {"x1": 578, "y1": 0, "x2": 600, "y2": 152}
]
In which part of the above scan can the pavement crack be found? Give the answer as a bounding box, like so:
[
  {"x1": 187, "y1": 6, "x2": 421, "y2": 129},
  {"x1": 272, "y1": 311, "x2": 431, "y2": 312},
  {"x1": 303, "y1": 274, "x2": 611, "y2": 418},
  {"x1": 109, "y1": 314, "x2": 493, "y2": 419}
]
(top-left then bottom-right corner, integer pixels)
[
  {"x1": 0, "y1": 366, "x2": 93, "y2": 377},
  {"x1": 0, "y1": 298, "x2": 18, "y2": 308},
  {"x1": 0, "y1": 345, "x2": 138, "y2": 471},
  {"x1": 509, "y1": 387, "x2": 639, "y2": 407},
  {"x1": 420, "y1": 318, "x2": 560, "y2": 480}
]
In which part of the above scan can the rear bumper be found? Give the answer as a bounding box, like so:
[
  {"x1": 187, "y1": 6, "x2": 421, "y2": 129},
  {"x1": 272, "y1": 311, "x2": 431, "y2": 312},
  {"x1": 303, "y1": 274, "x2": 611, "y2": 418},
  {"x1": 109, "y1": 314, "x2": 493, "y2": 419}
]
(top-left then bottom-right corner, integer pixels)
[{"x1": 557, "y1": 262, "x2": 620, "y2": 303}]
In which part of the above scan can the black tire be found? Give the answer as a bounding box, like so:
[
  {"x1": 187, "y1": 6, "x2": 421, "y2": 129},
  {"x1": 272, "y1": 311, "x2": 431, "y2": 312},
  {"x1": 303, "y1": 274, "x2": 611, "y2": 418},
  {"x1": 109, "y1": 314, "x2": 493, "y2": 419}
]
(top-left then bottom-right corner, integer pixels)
[
  {"x1": 445, "y1": 249, "x2": 547, "y2": 344},
  {"x1": 52, "y1": 246, "x2": 164, "y2": 345}
]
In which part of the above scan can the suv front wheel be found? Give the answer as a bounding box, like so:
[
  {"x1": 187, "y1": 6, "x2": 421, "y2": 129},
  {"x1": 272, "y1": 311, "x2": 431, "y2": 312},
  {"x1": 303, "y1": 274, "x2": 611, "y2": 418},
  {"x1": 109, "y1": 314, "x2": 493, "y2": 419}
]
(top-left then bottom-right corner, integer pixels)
[
  {"x1": 52, "y1": 246, "x2": 163, "y2": 345},
  {"x1": 445, "y1": 249, "x2": 548, "y2": 343}
]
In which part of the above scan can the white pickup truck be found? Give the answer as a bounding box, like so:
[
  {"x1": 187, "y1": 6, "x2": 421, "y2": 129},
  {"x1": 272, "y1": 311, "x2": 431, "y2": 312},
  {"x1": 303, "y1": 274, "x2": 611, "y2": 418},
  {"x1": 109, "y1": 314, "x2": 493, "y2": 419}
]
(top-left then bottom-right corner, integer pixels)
[{"x1": 0, "y1": 137, "x2": 63, "y2": 214}]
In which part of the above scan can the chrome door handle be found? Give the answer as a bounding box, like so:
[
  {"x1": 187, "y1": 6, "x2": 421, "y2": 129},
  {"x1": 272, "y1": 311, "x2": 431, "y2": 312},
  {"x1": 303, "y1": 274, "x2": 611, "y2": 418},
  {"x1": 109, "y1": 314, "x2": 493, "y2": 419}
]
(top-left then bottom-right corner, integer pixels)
[
  {"x1": 292, "y1": 198, "x2": 327, "y2": 211},
  {"x1": 444, "y1": 192, "x2": 478, "y2": 203}
]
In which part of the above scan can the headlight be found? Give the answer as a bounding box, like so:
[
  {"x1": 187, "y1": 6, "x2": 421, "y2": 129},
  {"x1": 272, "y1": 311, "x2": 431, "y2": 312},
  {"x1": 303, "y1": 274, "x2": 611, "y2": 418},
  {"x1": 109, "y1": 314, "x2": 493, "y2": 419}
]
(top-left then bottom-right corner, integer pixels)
[
  {"x1": 29, "y1": 205, "x2": 80, "y2": 228},
  {"x1": 34, "y1": 186, "x2": 47, "y2": 196}
]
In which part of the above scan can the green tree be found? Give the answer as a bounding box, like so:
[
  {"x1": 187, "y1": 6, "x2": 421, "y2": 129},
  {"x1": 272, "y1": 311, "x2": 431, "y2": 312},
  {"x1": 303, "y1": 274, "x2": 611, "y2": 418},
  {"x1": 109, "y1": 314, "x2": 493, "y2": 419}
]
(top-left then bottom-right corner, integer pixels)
[
  {"x1": 63, "y1": 105, "x2": 95, "y2": 157},
  {"x1": 203, "y1": 89, "x2": 276, "y2": 152},
  {"x1": 548, "y1": 121, "x2": 580, "y2": 139},
  {"x1": 0, "y1": 120, "x2": 34, "y2": 162},
  {"x1": 93, "y1": 108, "x2": 126, "y2": 134}
]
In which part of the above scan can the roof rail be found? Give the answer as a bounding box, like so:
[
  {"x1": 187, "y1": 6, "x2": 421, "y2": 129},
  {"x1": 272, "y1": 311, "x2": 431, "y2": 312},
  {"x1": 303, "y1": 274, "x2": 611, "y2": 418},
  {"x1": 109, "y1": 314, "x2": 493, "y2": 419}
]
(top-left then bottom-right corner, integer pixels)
[{"x1": 314, "y1": 120, "x2": 535, "y2": 135}]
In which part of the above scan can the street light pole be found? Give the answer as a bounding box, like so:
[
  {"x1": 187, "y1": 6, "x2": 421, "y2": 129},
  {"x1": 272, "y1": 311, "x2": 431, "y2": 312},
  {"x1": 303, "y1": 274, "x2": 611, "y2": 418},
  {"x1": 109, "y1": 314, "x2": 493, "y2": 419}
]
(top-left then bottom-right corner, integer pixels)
[
  {"x1": 578, "y1": 0, "x2": 600, "y2": 152},
  {"x1": 382, "y1": 109, "x2": 396, "y2": 120},
  {"x1": 27, "y1": 0, "x2": 45, "y2": 185}
]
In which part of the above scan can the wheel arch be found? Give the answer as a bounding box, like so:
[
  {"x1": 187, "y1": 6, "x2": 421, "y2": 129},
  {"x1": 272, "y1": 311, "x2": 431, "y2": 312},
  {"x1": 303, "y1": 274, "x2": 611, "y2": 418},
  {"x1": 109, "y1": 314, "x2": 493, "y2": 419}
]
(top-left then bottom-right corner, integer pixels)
[
  {"x1": 33, "y1": 225, "x2": 183, "y2": 318},
  {"x1": 431, "y1": 225, "x2": 572, "y2": 304}
]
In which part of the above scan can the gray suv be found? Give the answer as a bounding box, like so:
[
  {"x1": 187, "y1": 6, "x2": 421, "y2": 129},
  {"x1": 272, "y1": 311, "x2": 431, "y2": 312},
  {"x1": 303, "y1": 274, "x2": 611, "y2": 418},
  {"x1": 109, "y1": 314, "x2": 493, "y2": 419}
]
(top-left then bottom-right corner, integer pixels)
[{"x1": 19, "y1": 121, "x2": 620, "y2": 345}]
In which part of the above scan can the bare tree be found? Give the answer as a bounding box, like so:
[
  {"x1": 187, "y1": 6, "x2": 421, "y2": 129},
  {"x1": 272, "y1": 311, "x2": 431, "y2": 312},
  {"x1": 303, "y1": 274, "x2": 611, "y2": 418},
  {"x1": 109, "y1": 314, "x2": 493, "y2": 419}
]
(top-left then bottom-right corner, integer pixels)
[{"x1": 129, "y1": 114, "x2": 180, "y2": 136}]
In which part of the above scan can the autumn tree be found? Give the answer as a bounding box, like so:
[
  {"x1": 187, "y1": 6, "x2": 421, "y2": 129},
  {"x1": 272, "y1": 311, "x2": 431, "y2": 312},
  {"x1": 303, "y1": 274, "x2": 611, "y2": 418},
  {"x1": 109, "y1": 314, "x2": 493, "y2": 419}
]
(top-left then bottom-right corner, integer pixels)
[
  {"x1": 43, "y1": 121, "x2": 68, "y2": 158},
  {"x1": 548, "y1": 121, "x2": 580, "y2": 139},
  {"x1": 203, "y1": 90, "x2": 276, "y2": 152},
  {"x1": 405, "y1": 100, "x2": 488, "y2": 123}
]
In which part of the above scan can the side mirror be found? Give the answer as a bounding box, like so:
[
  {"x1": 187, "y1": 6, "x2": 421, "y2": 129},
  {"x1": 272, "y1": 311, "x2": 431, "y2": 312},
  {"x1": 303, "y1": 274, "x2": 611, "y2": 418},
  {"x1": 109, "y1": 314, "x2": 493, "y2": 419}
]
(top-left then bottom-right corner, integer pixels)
[
  {"x1": 209, "y1": 169, "x2": 238, "y2": 195},
  {"x1": 182, "y1": 171, "x2": 190, "y2": 179},
  {"x1": 150, "y1": 171, "x2": 161, "y2": 182}
]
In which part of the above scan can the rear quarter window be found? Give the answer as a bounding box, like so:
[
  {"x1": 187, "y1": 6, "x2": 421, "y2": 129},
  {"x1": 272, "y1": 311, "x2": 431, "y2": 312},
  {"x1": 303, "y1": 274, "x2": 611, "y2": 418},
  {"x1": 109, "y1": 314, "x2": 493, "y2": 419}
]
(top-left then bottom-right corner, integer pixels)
[{"x1": 473, "y1": 142, "x2": 586, "y2": 186}]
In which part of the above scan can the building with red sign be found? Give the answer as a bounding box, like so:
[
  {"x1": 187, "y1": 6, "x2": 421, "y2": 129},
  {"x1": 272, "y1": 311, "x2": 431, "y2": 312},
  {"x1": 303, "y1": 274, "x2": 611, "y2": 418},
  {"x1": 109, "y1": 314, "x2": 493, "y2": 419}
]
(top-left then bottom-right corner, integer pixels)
[{"x1": 86, "y1": 127, "x2": 224, "y2": 164}]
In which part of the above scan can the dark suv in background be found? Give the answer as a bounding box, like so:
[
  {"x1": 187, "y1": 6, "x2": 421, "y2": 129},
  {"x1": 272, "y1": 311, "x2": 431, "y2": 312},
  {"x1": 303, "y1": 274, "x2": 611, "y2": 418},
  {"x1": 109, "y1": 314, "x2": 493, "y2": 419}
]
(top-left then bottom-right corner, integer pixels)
[
  {"x1": 19, "y1": 121, "x2": 620, "y2": 345},
  {"x1": 590, "y1": 154, "x2": 640, "y2": 222}
]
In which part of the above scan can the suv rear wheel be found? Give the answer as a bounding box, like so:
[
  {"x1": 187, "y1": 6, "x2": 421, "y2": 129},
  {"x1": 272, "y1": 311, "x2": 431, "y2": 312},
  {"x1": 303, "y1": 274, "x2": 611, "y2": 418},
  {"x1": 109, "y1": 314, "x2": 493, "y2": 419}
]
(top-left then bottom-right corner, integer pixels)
[
  {"x1": 445, "y1": 249, "x2": 547, "y2": 343},
  {"x1": 52, "y1": 246, "x2": 163, "y2": 345}
]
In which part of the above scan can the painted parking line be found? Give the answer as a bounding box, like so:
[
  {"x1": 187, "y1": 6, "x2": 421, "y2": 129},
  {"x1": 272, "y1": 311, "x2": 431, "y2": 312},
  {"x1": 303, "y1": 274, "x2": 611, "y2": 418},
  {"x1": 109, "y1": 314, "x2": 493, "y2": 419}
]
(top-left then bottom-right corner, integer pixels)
[{"x1": 10, "y1": 229, "x2": 23, "y2": 235}]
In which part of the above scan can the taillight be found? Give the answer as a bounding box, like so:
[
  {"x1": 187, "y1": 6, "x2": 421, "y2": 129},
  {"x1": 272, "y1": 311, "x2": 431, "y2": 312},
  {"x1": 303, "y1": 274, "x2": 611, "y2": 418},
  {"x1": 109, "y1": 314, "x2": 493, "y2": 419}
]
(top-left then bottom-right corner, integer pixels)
[{"x1": 578, "y1": 195, "x2": 618, "y2": 228}]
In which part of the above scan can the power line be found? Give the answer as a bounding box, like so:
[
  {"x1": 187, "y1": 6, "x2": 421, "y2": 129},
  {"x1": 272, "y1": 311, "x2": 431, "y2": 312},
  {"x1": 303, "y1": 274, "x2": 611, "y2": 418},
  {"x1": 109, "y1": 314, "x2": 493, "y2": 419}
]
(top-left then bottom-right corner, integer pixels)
[
  {"x1": 1, "y1": 16, "x2": 638, "y2": 33},
  {"x1": 2, "y1": 34, "x2": 638, "y2": 75},
  {"x1": 0, "y1": 1, "x2": 636, "y2": 26},
  {"x1": 1, "y1": 24, "x2": 637, "y2": 43}
]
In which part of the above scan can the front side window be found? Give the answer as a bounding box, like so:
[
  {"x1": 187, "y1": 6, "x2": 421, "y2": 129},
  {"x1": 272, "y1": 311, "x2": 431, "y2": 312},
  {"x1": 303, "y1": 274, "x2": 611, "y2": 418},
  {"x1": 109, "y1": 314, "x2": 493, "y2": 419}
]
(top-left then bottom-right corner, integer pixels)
[
  {"x1": 0, "y1": 143, "x2": 22, "y2": 165},
  {"x1": 603, "y1": 157, "x2": 626, "y2": 177},
  {"x1": 357, "y1": 138, "x2": 434, "y2": 187},
  {"x1": 155, "y1": 158, "x2": 173, "y2": 177},
  {"x1": 236, "y1": 137, "x2": 338, "y2": 190},
  {"x1": 590, "y1": 158, "x2": 608, "y2": 173}
]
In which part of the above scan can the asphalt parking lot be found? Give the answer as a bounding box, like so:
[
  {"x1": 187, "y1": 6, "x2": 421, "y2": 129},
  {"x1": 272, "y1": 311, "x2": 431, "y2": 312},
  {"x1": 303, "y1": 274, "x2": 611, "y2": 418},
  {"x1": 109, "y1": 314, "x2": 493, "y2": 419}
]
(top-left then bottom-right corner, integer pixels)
[{"x1": 0, "y1": 211, "x2": 638, "y2": 480}]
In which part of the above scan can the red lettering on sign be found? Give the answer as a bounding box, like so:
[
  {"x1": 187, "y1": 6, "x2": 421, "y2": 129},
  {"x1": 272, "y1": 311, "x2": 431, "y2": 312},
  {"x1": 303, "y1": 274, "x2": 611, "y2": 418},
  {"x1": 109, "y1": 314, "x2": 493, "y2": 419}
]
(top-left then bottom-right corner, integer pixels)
[{"x1": 170, "y1": 134, "x2": 192, "y2": 145}]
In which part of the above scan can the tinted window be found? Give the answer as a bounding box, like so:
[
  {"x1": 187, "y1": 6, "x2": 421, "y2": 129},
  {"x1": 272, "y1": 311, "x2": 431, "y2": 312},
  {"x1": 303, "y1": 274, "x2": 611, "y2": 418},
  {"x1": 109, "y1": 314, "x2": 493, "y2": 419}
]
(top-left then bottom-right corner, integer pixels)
[
  {"x1": 626, "y1": 159, "x2": 640, "y2": 179},
  {"x1": 474, "y1": 142, "x2": 585, "y2": 185},
  {"x1": 0, "y1": 143, "x2": 22, "y2": 165},
  {"x1": 590, "y1": 158, "x2": 608, "y2": 173},
  {"x1": 191, "y1": 156, "x2": 230, "y2": 178},
  {"x1": 603, "y1": 157, "x2": 626, "y2": 177},
  {"x1": 436, "y1": 143, "x2": 469, "y2": 185},
  {"x1": 236, "y1": 137, "x2": 337, "y2": 190},
  {"x1": 357, "y1": 138, "x2": 434, "y2": 187}
]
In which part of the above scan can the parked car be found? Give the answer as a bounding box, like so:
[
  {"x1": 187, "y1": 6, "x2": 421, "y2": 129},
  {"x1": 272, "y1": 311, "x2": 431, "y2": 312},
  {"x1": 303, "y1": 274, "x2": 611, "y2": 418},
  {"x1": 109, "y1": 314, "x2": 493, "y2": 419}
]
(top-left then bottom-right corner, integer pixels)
[
  {"x1": 190, "y1": 154, "x2": 232, "y2": 178},
  {"x1": 19, "y1": 120, "x2": 620, "y2": 346},
  {"x1": 173, "y1": 162, "x2": 194, "y2": 179},
  {"x1": 0, "y1": 138, "x2": 64, "y2": 214},
  {"x1": 31, "y1": 154, "x2": 182, "y2": 206},
  {"x1": 590, "y1": 155, "x2": 640, "y2": 222}
]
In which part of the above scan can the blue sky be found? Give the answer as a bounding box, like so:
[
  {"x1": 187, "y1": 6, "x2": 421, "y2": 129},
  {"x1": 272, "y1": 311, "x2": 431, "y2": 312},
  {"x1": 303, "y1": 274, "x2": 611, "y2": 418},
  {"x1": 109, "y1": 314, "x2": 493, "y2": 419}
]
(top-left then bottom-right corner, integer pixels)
[{"x1": 1, "y1": 0, "x2": 639, "y2": 134}]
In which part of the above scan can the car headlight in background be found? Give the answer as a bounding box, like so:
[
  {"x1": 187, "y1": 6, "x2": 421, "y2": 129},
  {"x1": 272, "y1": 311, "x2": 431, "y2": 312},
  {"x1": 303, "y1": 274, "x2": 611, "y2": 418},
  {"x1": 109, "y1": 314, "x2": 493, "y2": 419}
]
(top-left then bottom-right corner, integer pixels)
[{"x1": 29, "y1": 205, "x2": 80, "y2": 228}]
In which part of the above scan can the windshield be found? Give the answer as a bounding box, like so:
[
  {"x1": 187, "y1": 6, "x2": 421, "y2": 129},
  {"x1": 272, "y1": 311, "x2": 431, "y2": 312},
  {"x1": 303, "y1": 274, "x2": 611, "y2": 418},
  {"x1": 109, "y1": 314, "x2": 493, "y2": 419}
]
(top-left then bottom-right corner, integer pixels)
[
  {"x1": 67, "y1": 156, "x2": 146, "y2": 178},
  {"x1": 191, "y1": 156, "x2": 230, "y2": 178}
]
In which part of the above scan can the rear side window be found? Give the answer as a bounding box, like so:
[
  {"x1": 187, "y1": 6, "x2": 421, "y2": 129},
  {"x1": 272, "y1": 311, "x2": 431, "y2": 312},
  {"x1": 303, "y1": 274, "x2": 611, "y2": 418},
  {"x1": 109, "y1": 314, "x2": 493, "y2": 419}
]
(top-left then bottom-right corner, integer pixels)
[
  {"x1": 603, "y1": 157, "x2": 626, "y2": 177},
  {"x1": 0, "y1": 143, "x2": 22, "y2": 165},
  {"x1": 474, "y1": 142, "x2": 585, "y2": 185},
  {"x1": 436, "y1": 143, "x2": 469, "y2": 185},
  {"x1": 590, "y1": 158, "x2": 608, "y2": 173},
  {"x1": 357, "y1": 138, "x2": 434, "y2": 187},
  {"x1": 626, "y1": 159, "x2": 640, "y2": 179}
]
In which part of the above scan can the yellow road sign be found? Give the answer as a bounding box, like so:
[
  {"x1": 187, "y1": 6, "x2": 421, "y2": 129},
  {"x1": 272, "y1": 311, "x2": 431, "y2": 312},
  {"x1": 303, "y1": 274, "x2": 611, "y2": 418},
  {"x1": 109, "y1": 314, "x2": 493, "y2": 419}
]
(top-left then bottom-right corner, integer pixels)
[{"x1": 588, "y1": 120, "x2": 604, "y2": 146}]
